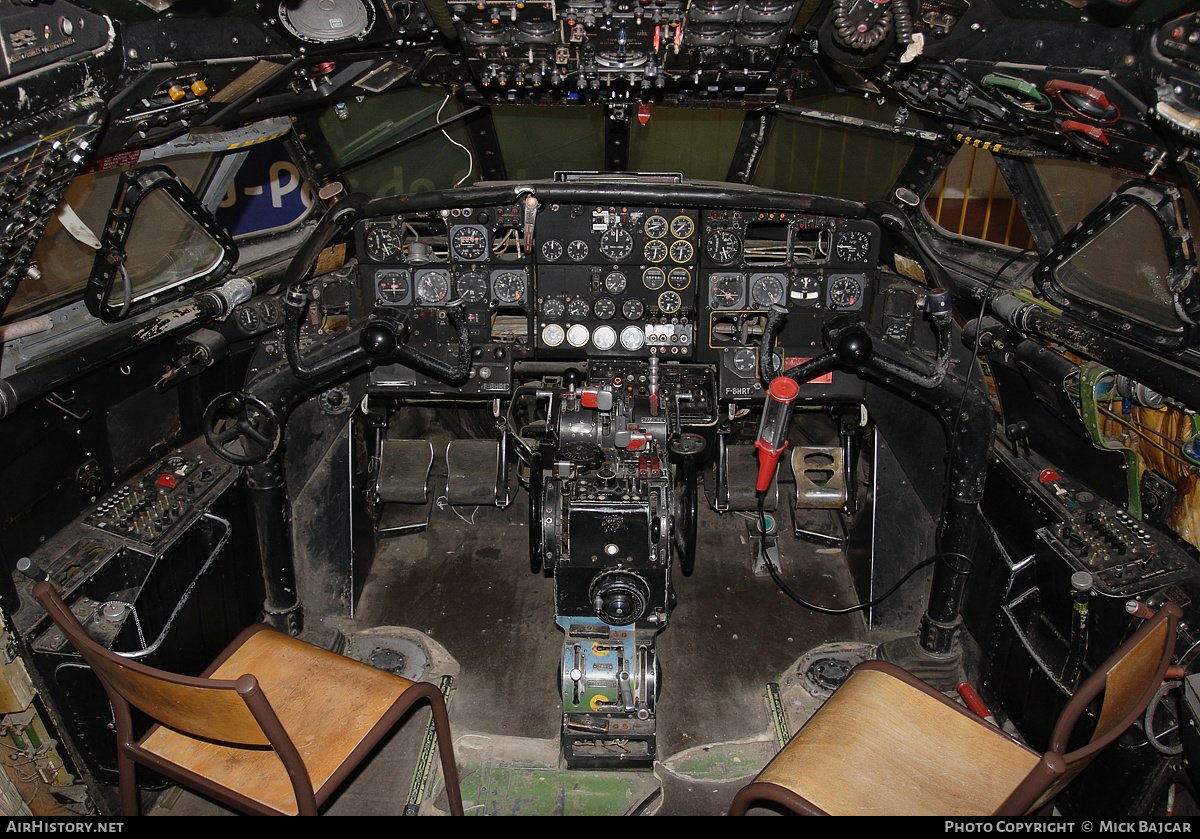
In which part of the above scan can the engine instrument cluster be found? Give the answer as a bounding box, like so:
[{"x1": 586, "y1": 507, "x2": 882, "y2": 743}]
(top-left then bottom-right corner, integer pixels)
[{"x1": 355, "y1": 194, "x2": 880, "y2": 396}]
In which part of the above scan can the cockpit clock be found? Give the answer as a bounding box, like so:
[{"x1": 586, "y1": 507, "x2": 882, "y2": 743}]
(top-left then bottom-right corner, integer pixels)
[{"x1": 599, "y1": 227, "x2": 635, "y2": 261}]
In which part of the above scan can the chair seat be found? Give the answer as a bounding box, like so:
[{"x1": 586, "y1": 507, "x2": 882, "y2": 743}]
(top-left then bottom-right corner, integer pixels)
[
  {"x1": 139, "y1": 628, "x2": 418, "y2": 815},
  {"x1": 755, "y1": 664, "x2": 1042, "y2": 816}
]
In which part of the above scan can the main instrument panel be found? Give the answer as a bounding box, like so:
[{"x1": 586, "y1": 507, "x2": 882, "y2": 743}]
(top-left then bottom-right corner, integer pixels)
[{"x1": 355, "y1": 195, "x2": 880, "y2": 395}]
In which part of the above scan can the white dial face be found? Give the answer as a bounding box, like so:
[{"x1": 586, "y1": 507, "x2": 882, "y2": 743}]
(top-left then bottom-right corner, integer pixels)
[
  {"x1": 567, "y1": 324, "x2": 590, "y2": 347},
  {"x1": 592, "y1": 325, "x2": 617, "y2": 350},
  {"x1": 620, "y1": 325, "x2": 646, "y2": 350},
  {"x1": 541, "y1": 324, "x2": 565, "y2": 347}
]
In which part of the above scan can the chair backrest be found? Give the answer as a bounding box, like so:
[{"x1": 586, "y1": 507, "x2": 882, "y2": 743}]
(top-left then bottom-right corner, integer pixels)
[
  {"x1": 1003, "y1": 601, "x2": 1181, "y2": 814},
  {"x1": 31, "y1": 579, "x2": 271, "y2": 747}
]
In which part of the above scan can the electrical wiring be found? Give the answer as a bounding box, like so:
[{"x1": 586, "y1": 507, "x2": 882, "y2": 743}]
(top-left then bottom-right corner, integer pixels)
[
  {"x1": 755, "y1": 493, "x2": 950, "y2": 615},
  {"x1": 437, "y1": 95, "x2": 475, "y2": 188}
]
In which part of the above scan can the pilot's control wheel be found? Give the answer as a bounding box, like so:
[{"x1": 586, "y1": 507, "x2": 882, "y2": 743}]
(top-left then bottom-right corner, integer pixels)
[{"x1": 203, "y1": 392, "x2": 282, "y2": 465}]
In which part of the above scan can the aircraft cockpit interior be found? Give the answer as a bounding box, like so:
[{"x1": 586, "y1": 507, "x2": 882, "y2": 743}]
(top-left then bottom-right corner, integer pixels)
[{"x1": 2, "y1": 0, "x2": 1200, "y2": 818}]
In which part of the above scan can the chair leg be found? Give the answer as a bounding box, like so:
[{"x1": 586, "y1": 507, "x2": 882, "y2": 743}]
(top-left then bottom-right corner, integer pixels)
[
  {"x1": 117, "y1": 748, "x2": 139, "y2": 817},
  {"x1": 428, "y1": 690, "x2": 465, "y2": 816}
]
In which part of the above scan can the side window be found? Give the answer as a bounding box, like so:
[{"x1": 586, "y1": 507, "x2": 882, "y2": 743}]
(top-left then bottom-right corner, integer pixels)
[
  {"x1": 924, "y1": 145, "x2": 1036, "y2": 250},
  {"x1": 10, "y1": 154, "x2": 212, "y2": 322}
]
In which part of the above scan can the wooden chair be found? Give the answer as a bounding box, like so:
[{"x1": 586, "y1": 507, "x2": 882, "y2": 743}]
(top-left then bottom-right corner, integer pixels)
[
  {"x1": 729, "y1": 602, "x2": 1181, "y2": 816},
  {"x1": 23, "y1": 571, "x2": 465, "y2": 816}
]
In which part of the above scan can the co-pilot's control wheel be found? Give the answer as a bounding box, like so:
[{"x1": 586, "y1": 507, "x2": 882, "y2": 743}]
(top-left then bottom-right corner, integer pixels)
[{"x1": 203, "y1": 392, "x2": 282, "y2": 465}]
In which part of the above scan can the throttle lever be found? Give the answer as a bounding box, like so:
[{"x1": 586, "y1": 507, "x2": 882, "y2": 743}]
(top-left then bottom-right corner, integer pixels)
[{"x1": 16, "y1": 557, "x2": 47, "y2": 582}]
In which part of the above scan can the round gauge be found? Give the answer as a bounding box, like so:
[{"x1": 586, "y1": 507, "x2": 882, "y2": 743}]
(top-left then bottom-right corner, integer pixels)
[
  {"x1": 670, "y1": 239, "x2": 694, "y2": 264},
  {"x1": 366, "y1": 227, "x2": 401, "y2": 261},
  {"x1": 835, "y1": 229, "x2": 871, "y2": 264},
  {"x1": 492, "y1": 270, "x2": 527, "y2": 304},
  {"x1": 620, "y1": 325, "x2": 646, "y2": 350},
  {"x1": 376, "y1": 270, "x2": 410, "y2": 304},
  {"x1": 455, "y1": 271, "x2": 488, "y2": 303},
  {"x1": 279, "y1": 0, "x2": 374, "y2": 43},
  {"x1": 451, "y1": 225, "x2": 488, "y2": 260},
  {"x1": 541, "y1": 239, "x2": 564, "y2": 261},
  {"x1": 567, "y1": 239, "x2": 589, "y2": 261},
  {"x1": 828, "y1": 274, "x2": 864, "y2": 309},
  {"x1": 594, "y1": 297, "x2": 616, "y2": 320},
  {"x1": 605, "y1": 271, "x2": 627, "y2": 294},
  {"x1": 643, "y1": 267, "x2": 666, "y2": 289},
  {"x1": 710, "y1": 274, "x2": 744, "y2": 309},
  {"x1": 668, "y1": 267, "x2": 691, "y2": 290},
  {"x1": 732, "y1": 348, "x2": 758, "y2": 375},
  {"x1": 750, "y1": 274, "x2": 785, "y2": 308},
  {"x1": 644, "y1": 240, "x2": 667, "y2": 263},
  {"x1": 541, "y1": 297, "x2": 565, "y2": 319},
  {"x1": 415, "y1": 269, "x2": 451, "y2": 304},
  {"x1": 622, "y1": 298, "x2": 645, "y2": 320},
  {"x1": 644, "y1": 215, "x2": 668, "y2": 239},
  {"x1": 792, "y1": 274, "x2": 821, "y2": 305},
  {"x1": 567, "y1": 298, "x2": 591, "y2": 319},
  {"x1": 670, "y1": 215, "x2": 695, "y2": 238},
  {"x1": 658, "y1": 291, "x2": 682, "y2": 314},
  {"x1": 705, "y1": 229, "x2": 740, "y2": 264},
  {"x1": 567, "y1": 324, "x2": 590, "y2": 347},
  {"x1": 599, "y1": 227, "x2": 635, "y2": 261},
  {"x1": 592, "y1": 325, "x2": 617, "y2": 350},
  {"x1": 542, "y1": 323, "x2": 565, "y2": 347}
]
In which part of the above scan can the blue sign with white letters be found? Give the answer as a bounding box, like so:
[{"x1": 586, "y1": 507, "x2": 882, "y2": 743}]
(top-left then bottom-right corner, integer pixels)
[{"x1": 216, "y1": 140, "x2": 314, "y2": 238}]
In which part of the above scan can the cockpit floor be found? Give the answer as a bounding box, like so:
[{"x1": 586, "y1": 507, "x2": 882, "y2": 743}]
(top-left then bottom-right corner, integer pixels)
[{"x1": 151, "y1": 486, "x2": 866, "y2": 816}]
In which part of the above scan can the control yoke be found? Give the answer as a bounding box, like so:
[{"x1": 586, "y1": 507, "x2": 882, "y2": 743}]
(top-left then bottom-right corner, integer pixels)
[
  {"x1": 283, "y1": 286, "x2": 474, "y2": 385},
  {"x1": 758, "y1": 288, "x2": 954, "y2": 388}
]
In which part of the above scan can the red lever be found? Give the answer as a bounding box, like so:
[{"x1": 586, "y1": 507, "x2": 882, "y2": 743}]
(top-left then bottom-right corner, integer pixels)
[
  {"x1": 580, "y1": 388, "x2": 612, "y2": 410},
  {"x1": 1046, "y1": 80, "x2": 1114, "y2": 112},
  {"x1": 1060, "y1": 120, "x2": 1109, "y2": 145},
  {"x1": 957, "y1": 682, "x2": 997, "y2": 725}
]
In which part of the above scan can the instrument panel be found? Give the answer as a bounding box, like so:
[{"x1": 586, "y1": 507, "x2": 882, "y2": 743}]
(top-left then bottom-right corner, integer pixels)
[{"x1": 355, "y1": 197, "x2": 880, "y2": 392}]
